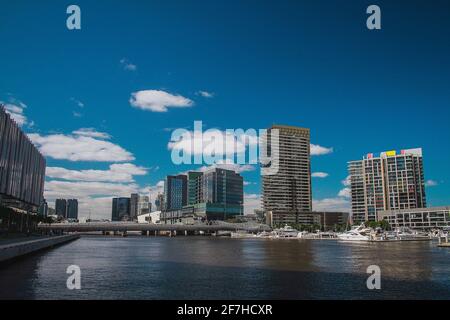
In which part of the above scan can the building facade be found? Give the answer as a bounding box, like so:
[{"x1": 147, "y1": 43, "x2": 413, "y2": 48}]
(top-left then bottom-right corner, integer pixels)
[
  {"x1": 67, "y1": 199, "x2": 78, "y2": 220},
  {"x1": 378, "y1": 207, "x2": 450, "y2": 230},
  {"x1": 187, "y1": 171, "x2": 203, "y2": 205},
  {"x1": 130, "y1": 193, "x2": 139, "y2": 219},
  {"x1": 0, "y1": 106, "x2": 46, "y2": 211},
  {"x1": 155, "y1": 193, "x2": 164, "y2": 211},
  {"x1": 161, "y1": 167, "x2": 244, "y2": 223},
  {"x1": 261, "y1": 125, "x2": 312, "y2": 226},
  {"x1": 164, "y1": 175, "x2": 188, "y2": 211},
  {"x1": 111, "y1": 197, "x2": 131, "y2": 221},
  {"x1": 38, "y1": 199, "x2": 48, "y2": 217},
  {"x1": 55, "y1": 199, "x2": 67, "y2": 218},
  {"x1": 137, "y1": 195, "x2": 150, "y2": 216},
  {"x1": 348, "y1": 148, "x2": 426, "y2": 224}
]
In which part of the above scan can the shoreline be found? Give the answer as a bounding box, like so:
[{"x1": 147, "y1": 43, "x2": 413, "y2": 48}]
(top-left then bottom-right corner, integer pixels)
[{"x1": 0, "y1": 234, "x2": 80, "y2": 263}]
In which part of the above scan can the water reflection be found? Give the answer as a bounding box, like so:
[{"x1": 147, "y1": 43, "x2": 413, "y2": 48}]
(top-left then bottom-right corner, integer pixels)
[{"x1": 0, "y1": 236, "x2": 449, "y2": 299}]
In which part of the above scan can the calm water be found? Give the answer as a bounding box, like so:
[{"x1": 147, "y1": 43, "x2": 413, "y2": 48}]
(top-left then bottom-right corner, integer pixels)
[{"x1": 1, "y1": 236, "x2": 449, "y2": 299}]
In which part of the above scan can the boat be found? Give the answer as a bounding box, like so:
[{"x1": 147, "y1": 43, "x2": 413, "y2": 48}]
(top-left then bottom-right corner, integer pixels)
[
  {"x1": 273, "y1": 225, "x2": 299, "y2": 238},
  {"x1": 256, "y1": 231, "x2": 272, "y2": 238},
  {"x1": 337, "y1": 224, "x2": 371, "y2": 241},
  {"x1": 392, "y1": 227, "x2": 430, "y2": 241}
]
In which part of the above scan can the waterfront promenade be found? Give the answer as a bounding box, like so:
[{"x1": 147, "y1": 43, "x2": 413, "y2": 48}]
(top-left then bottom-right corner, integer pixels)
[
  {"x1": 0, "y1": 234, "x2": 79, "y2": 263},
  {"x1": 37, "y1": 221, "x2": 271, "y2": 235}
]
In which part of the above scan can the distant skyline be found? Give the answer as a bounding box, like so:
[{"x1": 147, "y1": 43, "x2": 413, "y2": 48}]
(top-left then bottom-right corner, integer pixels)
[{"x1": 1, "y1": 0, "x2": 449, "y2": 219}]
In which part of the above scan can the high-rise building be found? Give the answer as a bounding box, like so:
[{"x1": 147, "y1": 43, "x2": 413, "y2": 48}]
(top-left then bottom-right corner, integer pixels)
[
  {"x1": 202, "y1": 168, "x2": 243, "y2": 209},
  {"x1": 164, "y1": 175, "x2": 187, "y2": 211},
  {"x1": 0, "y1": 106, "x2": 46, "y2": 211},
  {"x1": 137, "y1": 195, "x2": 150, "y2": 216},
  {"x1": 67, "y1": 199, "x2": 78, "y2": 220},
  {"x1": 111, "y1": 197, "x2": 131, "y2": 221},
  {"x1": 161, "y1": 167, "x2": 244, "y2": 223},
  {"x1": 187, "y1": 171, "x2": 203, "y2": 205},
  {"x1": 38, "y1": 199, "x2": 48, "y2": 217},
  {"x1": 130, "y1": 193, "x2": 139, "y2": 219},
  {"x1": 261, "y1": 125, "x2": 312, "y2": 226},
  {"x1": 348, "y1": 148, "x2": 426, "y2": 224},
  {"x1": 55, "y1": 199, "x2": 67, "y2": 218},
  {"x1": 155, "y1": 193, "x2": 164, "y2": 211}
]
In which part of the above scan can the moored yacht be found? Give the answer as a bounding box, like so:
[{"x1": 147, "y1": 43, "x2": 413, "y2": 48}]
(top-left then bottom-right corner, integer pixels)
[
  {"x1": 273, "y1": 225, "x2": 299, "y2": 238},
  {"x1": 337, "y1": 224, "x2": 370, "y2": 241}
]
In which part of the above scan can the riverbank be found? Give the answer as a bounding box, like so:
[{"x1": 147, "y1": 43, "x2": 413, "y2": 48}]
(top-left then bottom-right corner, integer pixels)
[{"x1": 0, "y1": 234, "x2": 80, "y2": 263}]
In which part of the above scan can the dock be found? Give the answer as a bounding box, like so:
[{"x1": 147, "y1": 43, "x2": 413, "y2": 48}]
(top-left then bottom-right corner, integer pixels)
[{"x1": 438, "y1": 234, "x2": 450, "y2": 248}]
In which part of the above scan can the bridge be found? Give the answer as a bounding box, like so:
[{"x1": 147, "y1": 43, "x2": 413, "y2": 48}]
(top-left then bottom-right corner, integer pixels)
[{"x1": 37, "y1": 221, "x2": 272, "y2": 235}]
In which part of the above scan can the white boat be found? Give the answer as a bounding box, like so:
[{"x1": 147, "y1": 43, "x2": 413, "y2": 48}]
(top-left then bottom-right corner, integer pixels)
[
  {"x1": 392, "y1": 227, "x2": 430, "y2": 241},
  {"x1": 273, "y1": 225, "x2": 299, "y2": 238},
  {"x1": 256, "y1": 231, "x2": 272, "y2": 238},
  {"x1": 337, "y1": 224, "x2": 370, "y2": 241}
]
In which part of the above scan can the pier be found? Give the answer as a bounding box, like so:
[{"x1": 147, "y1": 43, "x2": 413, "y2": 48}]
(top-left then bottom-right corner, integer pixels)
[{"x1": 438, "y1": 234, "x2": 450, "y2": 247}]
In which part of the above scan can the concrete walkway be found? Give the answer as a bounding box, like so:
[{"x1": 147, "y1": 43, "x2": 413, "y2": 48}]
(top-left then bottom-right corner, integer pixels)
[{"x1": 0, "y1": 234, "x2": 80, "y2": 263}]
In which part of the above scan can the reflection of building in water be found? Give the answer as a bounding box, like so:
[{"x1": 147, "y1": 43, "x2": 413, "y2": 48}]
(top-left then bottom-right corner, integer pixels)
[{"x1": 379, "y1": 206, "x2": 450, "y2": 230}]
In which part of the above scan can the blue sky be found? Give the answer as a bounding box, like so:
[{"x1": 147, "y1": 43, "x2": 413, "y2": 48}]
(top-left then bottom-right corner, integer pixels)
[{"x1": 1, "y1": 0, "x2": 449, "y2": 219}]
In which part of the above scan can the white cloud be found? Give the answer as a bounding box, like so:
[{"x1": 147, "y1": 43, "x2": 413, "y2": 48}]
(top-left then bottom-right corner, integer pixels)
[
  {"x1": 28, "y1": 132, "x2": 134, "y2": 162},
  {"x1": 312, "y1": 197, "x2": 350, "y2": 212},
  {"x1": 425, "y1": 180, "x2": 438, "y2": 187},
  {"x1": 72, "y1": 111, "x2": 83, "y2": 118},
  {"x1": 70, "y1": 97, "x2": 84, "y2": 108},
  {"x1": 46, "y1": 163, "x2": 147, "y2": 183},
  {"x1": 72, "y1": 128, "x2": 111, "y2": 139},
  {"x1": 1, "y1": 101, "x2": 28, "y2": 126},
  {"x1": 244, "y1": 193, "x2": 261, "y2": 215},
  {"x1": 312, "y1": 172, "x2": 329, "y2": 178},
  {"x1": 120, "y1": 58, "x2": 137, "y2": 71},
  {"x1": 338, "y1": 187, "x2": 351, "y2": 198},
  {"x1": 139, "y1": 180, "x2": 165, "y2": 207},
  {"x1": 44, "y1": 180, "x2": 141, "y2": 220},
  {"x1": 197, "y1": 91, "x2": 214, "y2": 98},
  {"x1": 342, "y1": 175, "x2": 351, "y2": 187},
  {"x1": 310, "y1": 144, "x2": 333, "y2": 156},
  {"x1": 168, "y1": 129, "x2": 258, "y2": 161},
  {"x1": 130, "y1": 90, "x2": 193, "y2": 112}
]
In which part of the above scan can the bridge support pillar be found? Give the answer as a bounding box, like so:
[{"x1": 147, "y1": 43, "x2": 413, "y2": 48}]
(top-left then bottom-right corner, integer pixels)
[{"x1": 141, "y1": 231, "x2": 147, "y2": 236}]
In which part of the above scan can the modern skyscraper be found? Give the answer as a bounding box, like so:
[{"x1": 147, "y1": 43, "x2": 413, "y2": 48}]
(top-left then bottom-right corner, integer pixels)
[
  {"x1": 111, "y1": 197, "x2": 131, "y2": 221},
  {"x1": 0, "y1": 106, "x2": 46, "y2": 211},
  {"x1": 161, "y1": 167, "x2": 244, "y2": 223},
  {"x1": 130, "y1": 193, "x2": 139, "y2": 219},
  {"x1": 261, "y1": 125, "x2": 312, "y2": 226},
  {"x1": 348, "y1": 148, "x2": 426, "y2": 224},
  {"x1": 187, "y1": 171, "x2": 203, "y2": 205},
  {"x1": 164, "y1": 175, "x2": 187, "y2": 211},
  {"x1": 55, "y1": 199, "x2": 67, "y2": 218},
  {"x1": 202, "y1": 168, "x2": 243, "y2": 208},
  {"x1": 155, "y1": 193, "x2": 164, "y2": 211},
  {"x1": 137, "y1": 195, "x2": 150, "y2": 215},
  {"x1": 38, "y1": 199, "x2": 48, "y2": 217},
  {"x1": 67, "y1": 199, "x2": 78, "y2": 220}
]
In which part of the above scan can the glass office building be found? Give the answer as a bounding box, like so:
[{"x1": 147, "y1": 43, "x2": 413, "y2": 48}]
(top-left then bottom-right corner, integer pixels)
[
  {"x1": 0, "y1": 105, "x2": 46, "y2": 211},
  {"x1": 111, "y1": 197, "x2": 131, "y2": 221}
]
